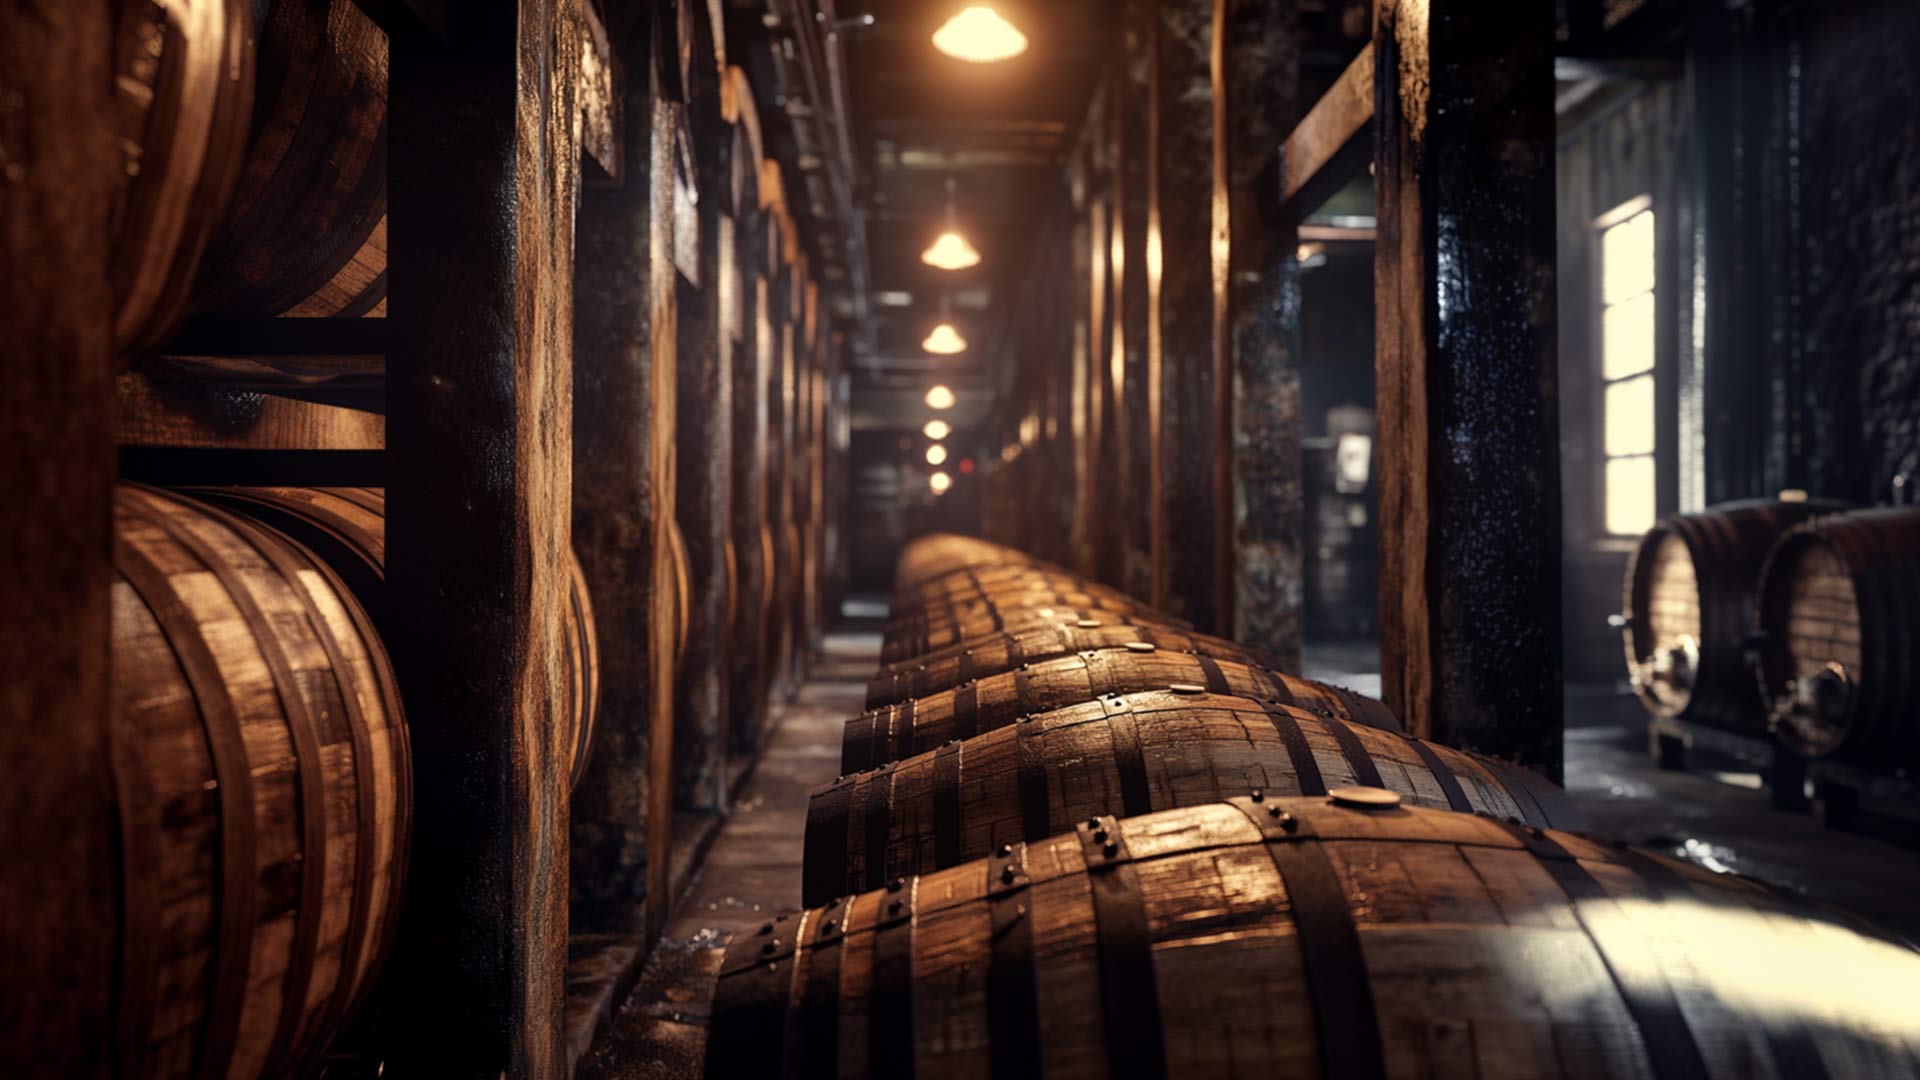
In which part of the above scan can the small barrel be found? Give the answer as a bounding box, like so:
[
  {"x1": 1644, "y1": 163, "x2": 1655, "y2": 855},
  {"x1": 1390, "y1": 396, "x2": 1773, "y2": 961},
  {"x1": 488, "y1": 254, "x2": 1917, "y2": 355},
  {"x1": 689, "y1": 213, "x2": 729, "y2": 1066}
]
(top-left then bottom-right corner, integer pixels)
[
  {"x1": 841, "y1": 648, "x2": 1398, "y2": 773},
  {"x1": 191, "y1": 0, "x2": 388, "y2": 318},
  {"x1": 110, "y1": 0, "x2": 255, "y2": 356},
  {"x1": 865, "y1": 621, "x2": 1283, "y2": 709},
  {"x1": 893, "y1": 532, "x2": 1046, "y2": 591},
  {"x1": 715, "y1": 797, "x2": 1920, "y2": 1077},
  {"x1": 1755, "y1": 507, "x2": 1920, "y2": 762},
  {"x1": 184, "y1": 486, "x2": 601, "y2": 789},
  {"x1": 112, "y1": 484, "x2": 409, "y2": 1079},
  {"x1": 804, "y1": 690, "x2": 1576, "y2": 905},
  {"x1": 1620, "y1": 497, "x2": 1845, "y2": 727},
  {"x1": 884, "y1": 584, "x2": 1160, "y2": 640}
]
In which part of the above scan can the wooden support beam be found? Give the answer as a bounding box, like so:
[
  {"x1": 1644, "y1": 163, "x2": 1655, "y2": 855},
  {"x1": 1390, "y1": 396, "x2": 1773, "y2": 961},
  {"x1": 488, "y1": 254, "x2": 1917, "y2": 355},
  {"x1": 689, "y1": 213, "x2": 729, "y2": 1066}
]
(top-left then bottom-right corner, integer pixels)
[
  {"x1": 579, "y1": 2, "x2": 623, "y2": 182},
  {"x1": 729, "y1": 107, "x2": 773, "y2": 753},
  {"x1": 1118, "y1": 1, "x2": 1156, "y2": 601},
  {"x1": 1147, "y1": 0, "x2": 1224, "y2": 632},
  {"x1": 569, "y1": 3, "x2": 679, "y2": 948},
  {"x1": 1276, "y1": 42, "x2": 1373, "y2": 222},
  {"x1": 117, "y1": 373, "x2": 386, "y2": 449},
  {"x1": 1373, "y1": 0, "x2": 1563, "y2": 772},
  {"x1": 674, "y1": 5, "x2": 733, "y2": 812},
  {"x1": 383, "y1": 1, "x2": 580, "y2": 1073},
  {"x1": 1216, "y1": 0, "x2": 1303, "y2": 667},
  {"x1": 0, "y1": 3, "x2": 119, "y2": 1074}
]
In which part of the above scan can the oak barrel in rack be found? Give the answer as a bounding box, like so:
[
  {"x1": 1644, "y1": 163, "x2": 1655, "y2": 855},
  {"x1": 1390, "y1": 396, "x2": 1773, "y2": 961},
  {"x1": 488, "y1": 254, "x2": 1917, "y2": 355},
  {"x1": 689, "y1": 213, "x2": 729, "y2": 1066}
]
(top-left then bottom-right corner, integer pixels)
[
  {"x1": 866, "y1": 621, "x2": 1282, "y2": 709},
  {"x1": 184, "y1": 486, "x2": 602, "y2": 789},
  {"x1": 842, "y1": 646, "x2": 1399, "y2": 773},
  {"x1": 110, "y1": 0, "x2": 255, "y2": 356},
  {"x1": 804, "y1": 690, "x2": 1578, "y2": 904},
  {"x1": 1620, "y1": 497, "x2": 1844, "y2": 728},
  {"x1": 191, "y1": 0, "x2": 389, "y2": 317},
  {"x1": 716, "y1": 796, "x2": 1920, "y2": 1077},
  {"x1": 112, "y1": 485, "x2": 409, "y2": 1079},
  {"x1": 1756, "y1": 507, "x2": 1920, "y2": 763}
]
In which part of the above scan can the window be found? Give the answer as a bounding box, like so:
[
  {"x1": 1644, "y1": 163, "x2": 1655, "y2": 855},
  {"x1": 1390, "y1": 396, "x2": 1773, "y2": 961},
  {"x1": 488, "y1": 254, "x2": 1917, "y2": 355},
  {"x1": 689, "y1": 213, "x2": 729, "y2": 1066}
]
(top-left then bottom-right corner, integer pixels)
[{"x1": 1598, "y1": 197, "x2": 1656, "y2": 536}]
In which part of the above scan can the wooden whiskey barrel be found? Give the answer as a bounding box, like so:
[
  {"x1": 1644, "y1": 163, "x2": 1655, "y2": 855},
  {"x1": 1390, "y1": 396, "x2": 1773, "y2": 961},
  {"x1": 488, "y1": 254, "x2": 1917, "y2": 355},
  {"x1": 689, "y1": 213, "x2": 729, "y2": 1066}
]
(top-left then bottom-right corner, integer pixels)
[
  {"x1": 192, "y1": 0, "x2": 389, "y2": 317},
  {"x1": 112, "y1": 484, "x2": 409, "y2": 1079},
  {"x1": 893, "y1": 533, "x2": 1046, "y2": 591},
  {"x1": 1756, "y1": 507, "x2": 1920, "y2": 762},
  {"x1": 881, "y1": 601, "x2": 1190, "y2": 665},
  {"x1": 892, "y1": 565, "x2": 1128, "y2": 613},
  {"x1": 110, "y1": 0, "x2": 255, "y2": 356},
  {"x1": 886, "y1": 585, "x2": 1162, "y2": 640},
  {"x1": 842, "y1": 647, "x2": 1399, "y2": 773},
  {"x1": 1621, "y1": 497, "x2": 1845, "y2": 728},
  {"x1": 184, "y1": 486, "x2": 601, "y2": 789},
  {"x1": 716, "y1": 796, "x2": 1920, "y2": 1078},
  {"x1": 805, "y1": 690, "x2": 1578, "y2": 904},
  {"x1": 866, "y1": 621, "x2": 1283, "y2": 709}
]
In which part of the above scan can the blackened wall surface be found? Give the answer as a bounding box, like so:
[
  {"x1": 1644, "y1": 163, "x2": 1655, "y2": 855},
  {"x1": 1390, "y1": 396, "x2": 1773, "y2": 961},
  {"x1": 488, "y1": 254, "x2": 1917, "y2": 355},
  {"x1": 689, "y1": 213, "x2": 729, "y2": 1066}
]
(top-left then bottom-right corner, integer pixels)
[{"x1": 1800, "y1": 0, "x2": 1920, "y2": 503}]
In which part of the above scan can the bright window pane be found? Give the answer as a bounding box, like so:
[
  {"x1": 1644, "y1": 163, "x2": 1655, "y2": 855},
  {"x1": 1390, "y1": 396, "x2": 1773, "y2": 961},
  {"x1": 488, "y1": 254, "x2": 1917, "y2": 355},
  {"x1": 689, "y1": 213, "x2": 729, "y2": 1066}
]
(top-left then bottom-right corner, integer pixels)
[
  {"x1": 1602, "y1": 208, "x2": 1655, "y2": 304},
  {"x1": 1605, "y1": 374, "x2": 1656, "y2": 457},
  {"x1": 1605, "y1": 456, "x2": 1657, "y2": 535},
  {"x1": 1602, "y1": 290, "x2": 1656, "y2": 380}
]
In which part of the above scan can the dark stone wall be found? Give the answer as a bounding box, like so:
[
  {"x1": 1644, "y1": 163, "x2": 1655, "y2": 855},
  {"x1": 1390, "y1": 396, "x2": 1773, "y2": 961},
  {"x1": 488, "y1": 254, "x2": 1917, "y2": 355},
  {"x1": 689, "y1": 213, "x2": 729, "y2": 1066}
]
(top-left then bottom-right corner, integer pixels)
[{"x1": 1800, "y1": 0, "x2": 1920, "y2": 503}]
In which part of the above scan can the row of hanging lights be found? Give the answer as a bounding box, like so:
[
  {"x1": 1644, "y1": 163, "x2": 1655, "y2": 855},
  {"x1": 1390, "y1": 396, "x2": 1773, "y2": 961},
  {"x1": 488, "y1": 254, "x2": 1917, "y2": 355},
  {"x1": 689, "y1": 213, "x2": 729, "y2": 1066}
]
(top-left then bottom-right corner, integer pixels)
[{"x1": 919, "y1": 5, "x2": 1028, "y2": 492}]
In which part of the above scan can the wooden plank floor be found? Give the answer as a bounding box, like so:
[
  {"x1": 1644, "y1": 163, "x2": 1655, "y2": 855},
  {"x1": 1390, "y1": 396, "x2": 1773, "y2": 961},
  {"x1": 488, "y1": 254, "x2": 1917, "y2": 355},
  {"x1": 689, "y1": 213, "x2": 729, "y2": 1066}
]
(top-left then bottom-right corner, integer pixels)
[{"x1": 577, "y1": 629, "x2": 878, "y2": 1078}]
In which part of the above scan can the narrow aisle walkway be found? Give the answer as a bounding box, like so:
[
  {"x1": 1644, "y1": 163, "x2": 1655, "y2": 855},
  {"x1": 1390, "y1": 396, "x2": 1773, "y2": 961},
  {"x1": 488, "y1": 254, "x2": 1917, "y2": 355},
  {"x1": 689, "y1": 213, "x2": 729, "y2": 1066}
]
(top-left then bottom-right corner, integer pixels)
[{"x1": 577, "y1": 629, "x2": 879, "y2": 1078}]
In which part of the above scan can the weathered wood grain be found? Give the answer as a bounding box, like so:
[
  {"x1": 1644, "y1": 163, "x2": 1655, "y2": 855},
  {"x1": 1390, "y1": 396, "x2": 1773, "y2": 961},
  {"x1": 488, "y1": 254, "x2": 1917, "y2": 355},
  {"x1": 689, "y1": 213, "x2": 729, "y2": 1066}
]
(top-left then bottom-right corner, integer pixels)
[
  {"x1": 841, "y1": 653, "x2": 1400, "y2": 774},
  {"x1": 806, "y1": 693, "x2": 1579, "y2": 904},
  {"x1": 0, "y1": 5, "x2": 122, "y2": 1071},
  {"x1": 1373, "y1": 0, "x2": 1562, "y2": 772},
  {"x1": 382, "y1": 0, "x2": 581, "y2": 1073}
]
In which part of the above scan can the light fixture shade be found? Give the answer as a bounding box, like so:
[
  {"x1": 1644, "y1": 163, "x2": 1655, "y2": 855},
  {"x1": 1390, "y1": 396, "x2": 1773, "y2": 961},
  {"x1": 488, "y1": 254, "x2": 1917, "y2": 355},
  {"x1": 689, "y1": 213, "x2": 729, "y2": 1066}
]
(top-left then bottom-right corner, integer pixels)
[
  {"x1": 929, "y1": 471, "x2": 954, "y2": 494},
  {"x1": 922, "y1": 322, "x2": 968, "y2": 355},
  {"x1": 926, "y1": 385, "x2": 957, "y2": 410},
  {"x1": 925, "y1": 444, "x2": 949, "y2": 466},
  {"x1": 921, "y1": 231, "x2": 982, "y2": 270},
  {"x1": 923, "y1": 419, "x2": 952, "y2": 440},
  {"x1": 932, "y1": 6, "x2": 1029, "y2": 63}
]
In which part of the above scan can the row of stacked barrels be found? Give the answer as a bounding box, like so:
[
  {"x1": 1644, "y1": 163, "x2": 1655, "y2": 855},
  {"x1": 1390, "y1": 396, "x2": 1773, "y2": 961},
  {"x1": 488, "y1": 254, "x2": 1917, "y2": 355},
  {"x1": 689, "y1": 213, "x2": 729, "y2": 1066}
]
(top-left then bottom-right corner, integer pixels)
[
  {"x1": 1621, "y1": 496, "x2": 1920, "y2": 765},
  {"x1": 705, "y1": 533, "x2": 1920, "y2": 1076},
  {"x1": 109, "y1": 483, "x2": 618, "y2": 1078}
]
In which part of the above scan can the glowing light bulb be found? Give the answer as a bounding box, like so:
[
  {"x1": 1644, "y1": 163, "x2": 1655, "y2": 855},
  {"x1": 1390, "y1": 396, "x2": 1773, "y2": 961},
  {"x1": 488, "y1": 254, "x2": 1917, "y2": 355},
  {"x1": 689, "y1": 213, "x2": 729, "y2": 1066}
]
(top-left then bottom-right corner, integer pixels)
[
  {"x1": 922, "y1": 322, "x2": 968, "y2": 354},
  {"x1": 921, "y1": 231, "x2": 982, "y2": 270},
  {"x1": 923, "y1": 419, "x2": 952, "y2": 440},
  {"x1": 926, "y1": 385, "x2": 956, "y2": 410},
  {"x1": 926, "y1": 444, "x2": 949, "y2": 466},
  {"x1": 931, "y1": 6, "x2": 1028, "y2": 64},
  {"x1": 929, "y1": 471, "x2": 954, "y2": 494}
]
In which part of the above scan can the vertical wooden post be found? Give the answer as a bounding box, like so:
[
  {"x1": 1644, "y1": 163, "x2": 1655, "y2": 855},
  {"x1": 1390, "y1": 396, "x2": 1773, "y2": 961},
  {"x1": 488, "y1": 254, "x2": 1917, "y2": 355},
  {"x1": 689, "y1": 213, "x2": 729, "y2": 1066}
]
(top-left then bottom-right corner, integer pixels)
[
  {"x1": 1147, "y1": 0, "x2": 1223, "y2": 631},
  {"x1": 568, "y1": 4, "x2": 678, "y2": 940},
  {"x1": 1215, "y1": 0, "x2": 1303, "y2": 666},
  {"x1": 0, "y1": 4, "x2": 119, "y2": 1075},
  {"x1": 386, "y1": 0, "x2": 581, "y2": 1072},
  {"x1": 1118, "y1": 2, "x2": 1156, "y2": 601},
  {"x1": 674, "y1": 8, "x2": 733, "y2": 813},
  {"x1": 1373, "y1": 0, "x2": 1562, "y2": 771},
  {"x1": 729, "y1": 96, "x2": 771, "y2": 751}
]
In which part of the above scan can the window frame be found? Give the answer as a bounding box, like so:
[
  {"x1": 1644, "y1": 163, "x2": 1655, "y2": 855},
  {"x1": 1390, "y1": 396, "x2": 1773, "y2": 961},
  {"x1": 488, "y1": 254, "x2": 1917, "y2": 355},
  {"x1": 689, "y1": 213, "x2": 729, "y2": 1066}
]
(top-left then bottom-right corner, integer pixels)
[{"x1": 1592, "y1": 194, "x2": 1661, "y2": 542}]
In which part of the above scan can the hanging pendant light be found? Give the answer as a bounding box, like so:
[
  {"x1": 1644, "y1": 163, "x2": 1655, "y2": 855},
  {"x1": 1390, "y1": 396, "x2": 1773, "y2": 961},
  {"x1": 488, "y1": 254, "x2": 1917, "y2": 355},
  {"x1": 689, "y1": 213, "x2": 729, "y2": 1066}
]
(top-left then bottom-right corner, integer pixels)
[
  {"x1": 922, "y1": 292, "x2": 968, "y2": 355},
  {"x1": 922, "y1": 177, "x2": 982, "y2": 270},
  {"x1": 926, "y1": 385, "x2": 957, "y2": 410},
  {"x1": 923, "y1": 419, "x2": 952, "y2": 440},
  {"x1": 932, "y1": 6, "x2": 1028, "y2": 63}
]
